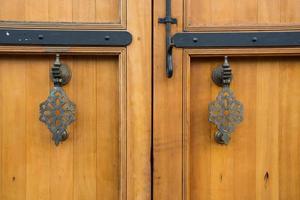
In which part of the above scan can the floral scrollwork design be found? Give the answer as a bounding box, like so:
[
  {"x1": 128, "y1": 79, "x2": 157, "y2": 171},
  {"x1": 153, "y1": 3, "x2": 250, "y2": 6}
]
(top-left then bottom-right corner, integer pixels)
[
  {"x1": 40, "y1": 87, "x2": 76, "y2": 145},
  {"x1": 209, "y1": 87, "x2": 243, "y2": 144}
]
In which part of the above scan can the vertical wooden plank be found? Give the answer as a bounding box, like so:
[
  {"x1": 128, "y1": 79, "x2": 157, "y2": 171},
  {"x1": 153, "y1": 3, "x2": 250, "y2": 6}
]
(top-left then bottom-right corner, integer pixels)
[
  {"x1": 211, "y1": 0, "x2": 234, "y2": 25},
  {"x1": 96, "y1": 0, "x2": 120, "y2": 23},
  {"x1": 189, "y1": 59, "x2": 212, "y2": 200},
  {"x1": 73, "y1": 57, "x2": 97, "y2": 200},
  {"x1": 209, "y1": 59, "x2": 234, "y2": 200},
  {"x1": 185, "y1": 0, "x2": 211, "y2": 27},
  {"x1": 256, "y1": 58, "x2": 279, "y2": 200},
  {"x1": 73, "y1": 0, "x2": 96, "y2": 22},
  {"x1": 281, "y1": 0, "x2": 300, "y2": 24},
  {"x1": 233, "y1": 0, "x2": 257, "y2": 24},
  {"x1": 119, "y1": 51, "x2": 127, "y2": 200},
  {"x1": 47, "y1": 1, "x2": 74, "y2": 197},
  {"x1": 25, "y1": 0, "x2": 48, "y2": 21},
  {"x1": 232, "y1": 59, "x2": 257, "y2": 200},
  {"x1": 153, "y1": 0, "x2": 183, "y2": 199},
  {"x1": 258, "y1": 0, "x2": 280, "y2": 23},
  {"x1": 47, "y1": 3, "x2": 74, "y2": 199},
  {"x1": 96, "y1": 57, "x2": 120, "y2": 200},
  {"x1": 127, "y1": 0, "x2": 151, "y2": 199},
  {"x1": 50, "y1": 57, "x2": 74, "y2": 200},
  {"x1": 279, "y1": 58, "x2": 300, "y2": 199},
  {"x1": 1, "y1": 57, "x2": 27, "y2": 200},
  {"x1": 25, "y1": 57, "x2": 50, "y2": 200},
  {"x1": 0, "y1": 0, "x2": 25, "y2": 21},
  {"x1": 210, "y1": 145, "x2": 234, "y2": 200},
  {"x1": 182, "y1": 53, "x2": 191, "y2": 200},
  {"x1": 49, "y1": 0, "x2": 73, "y2": 22}
]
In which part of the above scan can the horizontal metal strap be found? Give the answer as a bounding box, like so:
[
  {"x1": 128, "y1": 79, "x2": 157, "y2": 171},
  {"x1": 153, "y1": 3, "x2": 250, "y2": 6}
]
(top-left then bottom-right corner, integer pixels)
[
  {"x1": 0, "y1": 29, "x2": 132, "y2": 46},
  {"x1": 173, "y1": 32, "x2": 300, "y2": 48}
]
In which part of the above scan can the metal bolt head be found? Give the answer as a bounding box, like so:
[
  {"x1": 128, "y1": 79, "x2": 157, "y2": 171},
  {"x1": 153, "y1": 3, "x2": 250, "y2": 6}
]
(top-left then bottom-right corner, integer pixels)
[{"x1": 38, "y1": 34, "x2": 44, "y2": 40}]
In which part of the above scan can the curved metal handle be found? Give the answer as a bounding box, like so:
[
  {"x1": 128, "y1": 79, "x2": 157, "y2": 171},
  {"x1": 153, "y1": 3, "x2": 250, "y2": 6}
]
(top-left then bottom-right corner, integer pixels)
[
  {"x1": 166, "y1": 36, "x2": 174, "y2": 78},
  {"x1": 209, "y1": 57, "x2": 244, "y2": 144},
  {"x1": 166, "y1": 53, "x2": 173, "y2": 78},
  {"x1": 40, "y1": 54, "x2": 76, "y2": 146}
]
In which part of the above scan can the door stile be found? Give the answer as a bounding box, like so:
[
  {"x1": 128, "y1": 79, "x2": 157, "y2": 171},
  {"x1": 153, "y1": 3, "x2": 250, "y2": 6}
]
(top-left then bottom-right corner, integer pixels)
[
  {"x1": 153, "y1": 0, "x2": 184, "y2": 199},
  {"x1": 127, "y1": 0, "x2": 152, "y2": 199}
]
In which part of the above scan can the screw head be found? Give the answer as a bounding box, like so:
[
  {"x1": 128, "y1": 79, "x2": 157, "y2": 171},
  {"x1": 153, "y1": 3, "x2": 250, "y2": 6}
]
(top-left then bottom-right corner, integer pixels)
[{"x1": 38, "y1": 34, "x2": 44, "y2": 40}]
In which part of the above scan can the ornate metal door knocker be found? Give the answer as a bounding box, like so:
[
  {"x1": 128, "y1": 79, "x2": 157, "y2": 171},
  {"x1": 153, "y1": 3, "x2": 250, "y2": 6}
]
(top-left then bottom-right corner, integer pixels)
[
  {"x1": 40, "y1": 54, "x2": 76, "y2": 146},
  {"x1": 209, "y1": 56, "x2": 244, "y2": 144}
]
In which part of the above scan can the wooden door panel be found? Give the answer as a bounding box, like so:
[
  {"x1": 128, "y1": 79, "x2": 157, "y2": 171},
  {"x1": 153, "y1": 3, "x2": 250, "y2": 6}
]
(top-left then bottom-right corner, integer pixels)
[
  {"x1": 154, "y1": 0, "x2": 300, "y2": 198},
  {"x1": 183, "y1": 57, "x2": 300, "y2": 200},
  {"x1": 0, "y1": 0, "x2": 151, "y2": 199},
  {"x1": 0, "y1": 55, "x2": 125, "y2": 200},
  {"x1": 0, "y1": 0, "x2": 126, "y2": 29},
  {"x1": 184, "y1": 0, "x2": 300, "y2": 31}
]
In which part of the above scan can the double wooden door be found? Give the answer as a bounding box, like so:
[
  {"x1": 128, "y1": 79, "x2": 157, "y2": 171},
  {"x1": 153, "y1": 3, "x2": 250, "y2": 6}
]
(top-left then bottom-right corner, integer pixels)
[{"x1": 1, "y1": 0, "x2": 300, "y2": 200}]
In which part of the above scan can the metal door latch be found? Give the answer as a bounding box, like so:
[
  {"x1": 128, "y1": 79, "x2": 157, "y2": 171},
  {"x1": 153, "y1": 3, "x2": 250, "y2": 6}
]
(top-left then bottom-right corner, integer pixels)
[
  {"x1": 158, "y1": 0, "x2": 177, "y2": 78},
  {"x1": 160, "y1": 1, "x2": 300, "y2": 78},
  {"x1": 208, "y1": 57, "x2": 244, "y2": 144},
  {"x1": 40, "y1": 54, "x2": 76, "y2": 146}
]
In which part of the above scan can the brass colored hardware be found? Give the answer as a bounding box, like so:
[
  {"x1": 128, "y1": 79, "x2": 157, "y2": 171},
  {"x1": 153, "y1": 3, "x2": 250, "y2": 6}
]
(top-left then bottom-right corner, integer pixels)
[
  {"x1": 209, "y1": 57, "x2": 244, "y2": 144},
  {"x1": 40, "y1": 54, "x2": 76, "y2": 146}
]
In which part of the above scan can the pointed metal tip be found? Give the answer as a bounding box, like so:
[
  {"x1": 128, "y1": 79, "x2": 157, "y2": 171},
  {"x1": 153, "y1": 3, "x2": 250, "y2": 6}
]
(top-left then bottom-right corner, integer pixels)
[
  {"x1": 54, "y1": 54, "x2": 61, "y2": 65},
  {"x1": 223, "y1": 56, "x2": 230, "y2": 68},
  {"x1": 224, "y1": 56, "x2": 229, "y2": 64}
]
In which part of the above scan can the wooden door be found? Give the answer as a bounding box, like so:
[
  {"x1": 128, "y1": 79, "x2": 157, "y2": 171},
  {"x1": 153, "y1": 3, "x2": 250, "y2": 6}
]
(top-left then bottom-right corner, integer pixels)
[
  {"x1": 0, "y1": 0, "x2": 151, "y2": 200},
  {"x1": 154, "y1": 0, "x2": 300, "y2": 200}
]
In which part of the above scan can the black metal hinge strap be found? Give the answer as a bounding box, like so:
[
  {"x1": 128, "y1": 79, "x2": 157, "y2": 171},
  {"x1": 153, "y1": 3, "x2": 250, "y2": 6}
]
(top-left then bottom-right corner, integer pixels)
[
  {"x1": 172, "y1": 32, "x2": 300, "y2": 48},
  {"x1": 0, "y1": 29, "x2": 132, "y2": 46}
]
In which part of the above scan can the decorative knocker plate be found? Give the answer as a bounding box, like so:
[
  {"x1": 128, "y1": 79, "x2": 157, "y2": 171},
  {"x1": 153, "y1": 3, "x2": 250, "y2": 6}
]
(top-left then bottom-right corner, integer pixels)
[
  {"x1": 209, "y1": 87, "x2": 243, "y2": 144},
  {"x1": 40, "y1": 54, "x2": 76, "y2": 145},
  {"x1": 209, "y1": 57, "x2": 244, "y2": 144}
]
